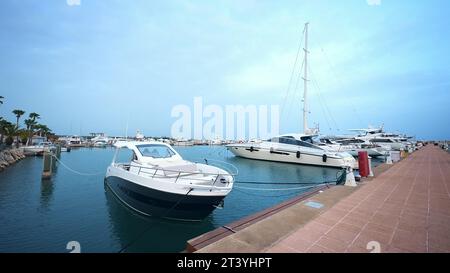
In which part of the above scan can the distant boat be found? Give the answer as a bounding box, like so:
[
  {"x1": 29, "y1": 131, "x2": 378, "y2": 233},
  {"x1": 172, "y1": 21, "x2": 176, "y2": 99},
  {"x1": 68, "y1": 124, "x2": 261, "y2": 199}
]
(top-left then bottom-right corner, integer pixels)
[
  {"x1": 90, "y1": 133, "x2": 110, "y2": 147},
  {"x1": 58, "y1": 136, "x2": 85, "y2": 148},
  {"x1": 23, "y1": 142, "x2": 55, "y2": 156},
  {"x1": 349, "y1": 126, "x2": 414, "y2": 151},
  {"x1": 318, "y1": 137, "x2": 389, "y2": 158},
  {"x1": 172, "y1": 139, "x2": 194, "y2": 146},
  {"x1": 104, "y1": 141, "x2": 234, "y2": 221}
]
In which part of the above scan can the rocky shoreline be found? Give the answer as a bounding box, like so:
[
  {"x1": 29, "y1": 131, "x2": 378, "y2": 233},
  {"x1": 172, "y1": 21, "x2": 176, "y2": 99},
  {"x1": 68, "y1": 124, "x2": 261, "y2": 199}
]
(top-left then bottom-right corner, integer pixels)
[{"x1": 0, "y1": 148, "x2": 26, "y2": 172}]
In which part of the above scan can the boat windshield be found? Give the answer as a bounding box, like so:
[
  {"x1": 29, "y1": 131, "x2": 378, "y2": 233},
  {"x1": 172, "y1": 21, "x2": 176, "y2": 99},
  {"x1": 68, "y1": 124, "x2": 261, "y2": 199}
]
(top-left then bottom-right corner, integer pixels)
[
  {"x1": 267, "y1": 137, "x2": 319, "y2": 149},
  {"x1": 137, "y1": 144, "x2": 176, "y2": 158}
]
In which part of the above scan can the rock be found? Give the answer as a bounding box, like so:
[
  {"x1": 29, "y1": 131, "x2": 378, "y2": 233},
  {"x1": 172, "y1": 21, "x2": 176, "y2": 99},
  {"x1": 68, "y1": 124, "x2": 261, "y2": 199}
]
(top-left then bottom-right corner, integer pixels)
[
  {"x1": 0, "y1": 160, "x2": 8, "y2": 167},
  {"x1": 0, "y1": 148, "x2": 24, "y2": 170}
]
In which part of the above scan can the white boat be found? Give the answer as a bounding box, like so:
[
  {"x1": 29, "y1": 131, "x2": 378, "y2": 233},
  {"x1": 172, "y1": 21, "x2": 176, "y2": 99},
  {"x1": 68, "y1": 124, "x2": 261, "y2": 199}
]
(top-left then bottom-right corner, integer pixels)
[
  {"x1": 22, "y1": 142, "x2": 55, "y2": 155},
  {"x1": 90, "y1": 133, "x2": 110, "y2": 147},
  {"x1": 227, "y1": 23, "x2": 356, "y2": 169},
  {"x1": 104, "y1": 141, "x2": 234, "y2": 221},
  {"x1": 350, "y1": 127, "x2": 412, "y2": 151},
  {"x1": 319, "y1": 138, "x2": 390, "y2": 158},
  {"x1": 59, "y1": 136, "x2": 85, "y2": 147},
  {"x1": 228, "y1": 134, "x2": 356, "y2": 169},
  {"x1": 93, "y1": 139, "x2": 109, "y2": 147},
  {"x1": 60, "y1": 146, "x2": 71, "y2": 152}
]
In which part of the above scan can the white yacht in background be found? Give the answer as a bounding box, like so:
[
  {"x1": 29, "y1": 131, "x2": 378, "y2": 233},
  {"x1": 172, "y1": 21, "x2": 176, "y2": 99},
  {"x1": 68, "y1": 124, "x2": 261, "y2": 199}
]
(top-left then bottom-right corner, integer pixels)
[
  {"x1": 135, "y1": 130, "x2": 145, "y2": 141},
  {"x1": 350, "y1": 126, "x2": 413, "y2": 151},
  {"x1": 22, "y1": 141, "x2": 55, "y2": 155},
  {"x1": 60, "y1": 135, "x2": 84, "y2": 147},
  {"x1": 105, "y1": 141, "x2": 234, "y2": 221},
  {"x1": 90, "y1": 133, "x2": 110, "y2": 147},
  {"x1": 227, "y1": 23, "x2": 356, "y2": 169},
  {"x1": 319, "y1": 137, "x2": 389, "y2": 157}
]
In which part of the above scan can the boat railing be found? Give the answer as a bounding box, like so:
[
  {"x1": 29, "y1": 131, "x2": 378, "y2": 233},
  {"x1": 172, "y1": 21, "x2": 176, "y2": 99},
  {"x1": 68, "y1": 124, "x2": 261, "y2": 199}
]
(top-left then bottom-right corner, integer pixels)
[{"x1": 115, "y1": 163, "x2": 233, "y2": 187}]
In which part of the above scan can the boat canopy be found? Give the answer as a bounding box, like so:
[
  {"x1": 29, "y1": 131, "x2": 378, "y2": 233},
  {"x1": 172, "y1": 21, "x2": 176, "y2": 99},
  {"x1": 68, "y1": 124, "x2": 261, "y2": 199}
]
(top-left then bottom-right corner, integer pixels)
[{"x1": 113, "y1": 141, "x2": 183, "y2": 163}]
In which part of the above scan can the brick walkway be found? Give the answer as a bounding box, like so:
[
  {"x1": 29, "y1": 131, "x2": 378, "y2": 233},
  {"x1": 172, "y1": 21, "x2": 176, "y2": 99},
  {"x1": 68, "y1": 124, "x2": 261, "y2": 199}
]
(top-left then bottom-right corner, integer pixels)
[{"x1": 266, "y1": 145, "x2": 450, "y2": 253}]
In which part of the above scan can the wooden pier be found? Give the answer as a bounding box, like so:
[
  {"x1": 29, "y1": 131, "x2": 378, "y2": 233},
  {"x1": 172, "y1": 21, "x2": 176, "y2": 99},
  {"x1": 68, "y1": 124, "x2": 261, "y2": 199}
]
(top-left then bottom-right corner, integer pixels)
[{"x1": 188, "y1": 145, "x2": 450, "y2": 253}]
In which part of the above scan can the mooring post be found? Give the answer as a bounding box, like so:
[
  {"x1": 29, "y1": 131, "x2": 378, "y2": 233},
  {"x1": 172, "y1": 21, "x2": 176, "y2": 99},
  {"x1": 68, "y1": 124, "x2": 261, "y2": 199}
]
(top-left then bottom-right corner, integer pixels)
[
  {"x1": 344, "y1": 166, "x2": 357, "y2": 187},
  {"x1": 368, "y1": 156, "x2": 374, "y2": 177},
  {"x1": 42, "y1": 151, "x2": 52, "y2": 180},
  {"x1": 56, "y1": 144, "x2": 61, "y2": 159}
]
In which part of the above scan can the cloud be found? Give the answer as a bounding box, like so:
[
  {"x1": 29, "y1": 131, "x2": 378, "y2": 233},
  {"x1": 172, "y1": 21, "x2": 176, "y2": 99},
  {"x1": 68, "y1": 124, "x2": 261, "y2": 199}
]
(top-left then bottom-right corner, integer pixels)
[
  {"x1": 66, "y1": 0, "x2": 81, "y2": 6},
  {"x1": 223, "y1": 51, "x2": 297, "y2": 95},
  {"x1": 367, "y1": 0, "x2": 381, "y2": 6}
]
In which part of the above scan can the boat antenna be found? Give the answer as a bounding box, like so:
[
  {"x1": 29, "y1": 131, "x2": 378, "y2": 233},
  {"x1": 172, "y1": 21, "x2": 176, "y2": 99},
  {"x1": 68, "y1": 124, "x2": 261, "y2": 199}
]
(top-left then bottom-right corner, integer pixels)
[
  {"x1": 125, "y1": 117, "x2": 129, "y2": 140},
  {"x1": 302, "y1": 22, "x2": 310, "y2": 135}
]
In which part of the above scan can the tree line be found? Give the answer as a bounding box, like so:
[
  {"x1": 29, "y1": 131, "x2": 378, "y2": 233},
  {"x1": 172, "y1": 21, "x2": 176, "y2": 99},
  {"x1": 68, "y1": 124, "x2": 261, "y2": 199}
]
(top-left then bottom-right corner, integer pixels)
[{"x1": 0, "y1": 96, "x2": 54, "y2": 147}]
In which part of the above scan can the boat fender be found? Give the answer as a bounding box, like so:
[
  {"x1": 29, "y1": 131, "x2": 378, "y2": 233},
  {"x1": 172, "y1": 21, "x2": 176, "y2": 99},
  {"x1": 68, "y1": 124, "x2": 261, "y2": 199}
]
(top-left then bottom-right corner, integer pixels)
[
  {"x1": 296, "y1": 151, "x2": 301, "y2": 158},
  {"x1": 250, "y1": 146, "x2": 254, "y2": 152},
  {"x1": 322, "y1": 154, "x2": 327, "y2": 162}
]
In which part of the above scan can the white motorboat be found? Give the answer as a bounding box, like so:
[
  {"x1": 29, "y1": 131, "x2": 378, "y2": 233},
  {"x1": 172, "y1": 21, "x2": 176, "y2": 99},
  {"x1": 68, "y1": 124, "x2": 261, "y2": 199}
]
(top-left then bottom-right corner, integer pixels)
[
  {"x1": 104, "y1": 141, "x2": 234, "y2": 221},
  {"x1": 93, "y1": 139, "x2": 109, "y2": 147},
  {"x1": 227, "y1": 134, "x2": 356, "y2": 169},
  {"x1": 319, "y1": 138, "x2": 390, "y2": 158},
  {"x1": 22, "y1": 142, "x2": 55, "y2": 155},
  {"x1": 350, "y1": 127, "x2": 412, "y2": 151},
  {"x1": 60, "y1": 146, "x2": 71, "y2": 152},
  {"x1": 58, "y1": 136, "x2": 85, "y2": 147},
  {"x1": 90, "y1": 133, "x2": 110, "y2": 147},
  {"x1": 227, "y1": 23, "x2": 356, "y2": 169}
]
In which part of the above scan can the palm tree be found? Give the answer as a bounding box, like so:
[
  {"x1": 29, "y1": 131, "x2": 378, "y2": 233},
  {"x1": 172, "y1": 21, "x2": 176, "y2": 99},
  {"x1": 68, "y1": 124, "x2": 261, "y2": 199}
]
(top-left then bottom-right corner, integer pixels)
[
  {"x1": 0, "y1": 96, "x2": 4, "y2": 105},
  {"x1": 0, "y1": 118, "x2": 8, "y2": 145},
  {"x1": 29, "y1": 112, "x2": 40, "y2": 122},
  {"x1": 2, "y1": 121, "x2": 17, "y2": 146},
  {"x1": 25, "y1": 118, "x2": 37, "y2": 146},
  {"x1": 13, "y1": 110, "x2": 25, "y2": 127},
  {"x1": 12, "y1": 109, "x2": 25, "y2": 148},
  {"x1": 27, "y1": 112, "x2": 41, "y2": 145},
  {"x1": 34, "y1": 124, "x2": 52, "y2": 137}
]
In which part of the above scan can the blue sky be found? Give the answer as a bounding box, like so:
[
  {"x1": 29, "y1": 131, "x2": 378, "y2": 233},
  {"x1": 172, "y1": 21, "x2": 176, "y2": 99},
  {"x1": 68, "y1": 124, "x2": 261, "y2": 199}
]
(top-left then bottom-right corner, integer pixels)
[{"x1": 0, "y1": 0, "x2": 449, "y2": 140}]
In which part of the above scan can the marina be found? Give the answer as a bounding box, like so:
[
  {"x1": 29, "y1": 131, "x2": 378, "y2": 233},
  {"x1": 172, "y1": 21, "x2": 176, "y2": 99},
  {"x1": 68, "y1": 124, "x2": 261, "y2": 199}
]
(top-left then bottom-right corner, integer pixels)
[
  {"x1": 0, "y1": 145, "x2": 352, "y2": 252},
  {"x1": 0, "y1": 1, "x2": 449, "y2": 258}
]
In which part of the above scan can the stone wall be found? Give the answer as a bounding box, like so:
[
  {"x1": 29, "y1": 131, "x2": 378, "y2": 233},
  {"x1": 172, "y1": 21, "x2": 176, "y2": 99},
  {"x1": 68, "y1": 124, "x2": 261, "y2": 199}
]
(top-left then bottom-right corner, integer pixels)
[{"x1": 0, "y1": 148, "x2": 26, "y2": 172}]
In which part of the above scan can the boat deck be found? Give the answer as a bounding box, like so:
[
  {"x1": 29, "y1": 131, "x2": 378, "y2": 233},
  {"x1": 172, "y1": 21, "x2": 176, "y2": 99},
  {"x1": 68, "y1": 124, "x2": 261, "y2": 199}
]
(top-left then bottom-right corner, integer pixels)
[{"x1": 192, "y1": 145, "x2": 450, "y2": 253}]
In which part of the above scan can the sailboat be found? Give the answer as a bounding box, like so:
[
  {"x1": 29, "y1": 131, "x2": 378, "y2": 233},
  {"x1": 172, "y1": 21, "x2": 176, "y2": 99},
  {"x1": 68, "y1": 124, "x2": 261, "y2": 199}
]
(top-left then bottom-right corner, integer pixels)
[{"x1": 226, "y1": 23, "x2": 356, "y2": 169}]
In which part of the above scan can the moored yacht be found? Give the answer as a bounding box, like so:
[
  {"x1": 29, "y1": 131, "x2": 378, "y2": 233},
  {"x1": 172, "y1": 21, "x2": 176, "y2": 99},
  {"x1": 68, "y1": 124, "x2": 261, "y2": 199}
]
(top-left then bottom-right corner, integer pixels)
[
  {"x1": 227, "y1": 134, "x2": 356, "y2": 169},
  {"x1": 319, "y1": 137, "x2": 390, "y2": 158},
  {"x1": 104, "y1": 141, "x2": 234, "y2": 221},
  {"x1": 350, "y1": 127, "x2": 413, "y2": 151},
  {"x1": 22, "y1": 141, "x2": 55, "y2": 156},
  {"x1": 90, "y1": 133, "x2": 110, "y2": 147},
  {"x1": 226, "y1": 23, "x2": 356, "y2": 170}
]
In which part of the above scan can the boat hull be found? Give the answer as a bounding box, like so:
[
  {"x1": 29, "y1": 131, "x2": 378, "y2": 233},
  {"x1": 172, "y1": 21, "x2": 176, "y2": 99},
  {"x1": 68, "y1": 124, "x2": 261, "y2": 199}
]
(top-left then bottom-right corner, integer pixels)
[
  {"x1": 346, "y1": 148, "x2": 387, "y2": 158},
  {"x1": 104, "y1": 175, "x2": 226, "y2": 221},
  {"x1": 227, "y1": 146, "x2": 351, "y2": 169}
]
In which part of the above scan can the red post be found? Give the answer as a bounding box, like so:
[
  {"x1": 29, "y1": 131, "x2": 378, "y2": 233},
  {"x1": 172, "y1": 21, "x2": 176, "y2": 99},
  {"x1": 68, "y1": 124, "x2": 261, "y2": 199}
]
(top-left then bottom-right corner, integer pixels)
[{"x1": 358, "y1": 151, "x2": 370, "y2": 178}]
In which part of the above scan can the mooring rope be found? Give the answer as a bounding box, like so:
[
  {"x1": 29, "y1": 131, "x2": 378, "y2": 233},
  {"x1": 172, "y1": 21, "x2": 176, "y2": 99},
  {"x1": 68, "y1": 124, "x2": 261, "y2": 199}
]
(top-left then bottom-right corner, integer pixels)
[
  {"x1": 233, "y1": 182, "x2": 332, "y2": 191},
  {"x1": 51, "y1": 155, "x2": 105, "y2": 176},
  {"x1": 234, "y1": 180, "x2": 335, "y2": 185}
]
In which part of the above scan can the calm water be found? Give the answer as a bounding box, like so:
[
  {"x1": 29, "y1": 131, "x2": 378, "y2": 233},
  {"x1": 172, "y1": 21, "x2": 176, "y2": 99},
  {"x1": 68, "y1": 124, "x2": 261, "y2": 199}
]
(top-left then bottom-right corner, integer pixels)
[{"x1": 0, "y1": 146, "x2": 365, "y2": 253}]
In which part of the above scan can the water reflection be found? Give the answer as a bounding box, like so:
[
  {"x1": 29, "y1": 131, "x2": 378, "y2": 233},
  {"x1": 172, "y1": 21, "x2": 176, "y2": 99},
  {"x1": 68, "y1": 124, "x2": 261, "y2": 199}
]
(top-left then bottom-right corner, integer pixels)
[
  {"x1": 104, "y1": 185, "x2": 214, "y2": 253},
  {"x1": 40, "y1": 180, "x2": 54, "y2": 211}
]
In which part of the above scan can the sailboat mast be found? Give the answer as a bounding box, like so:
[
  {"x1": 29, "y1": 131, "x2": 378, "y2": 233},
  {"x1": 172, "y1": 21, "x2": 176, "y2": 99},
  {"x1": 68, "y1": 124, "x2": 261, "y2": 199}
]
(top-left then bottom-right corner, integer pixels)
[{"x1": 303, "y1": 22, "x2": 309, "y2": 134}]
